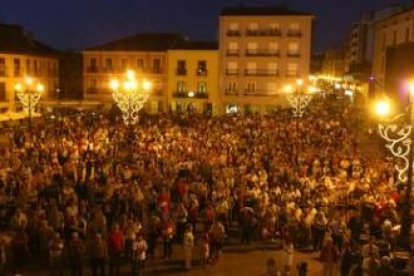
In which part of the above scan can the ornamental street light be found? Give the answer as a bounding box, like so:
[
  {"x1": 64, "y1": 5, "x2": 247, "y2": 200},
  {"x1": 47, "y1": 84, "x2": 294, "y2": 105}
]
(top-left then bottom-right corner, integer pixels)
[
  {"x1": 110, "y1": 70, "x2": 152, "y2": 125},
  {"x1": 14, "y1": 76, "x2": 44, "y2": 131},
  {"x1": 376, "y1": 85, "x2": 414, "y2": 250},
  {"x1": 284, "y1": 78, "x2": 315, "y2": 118}
]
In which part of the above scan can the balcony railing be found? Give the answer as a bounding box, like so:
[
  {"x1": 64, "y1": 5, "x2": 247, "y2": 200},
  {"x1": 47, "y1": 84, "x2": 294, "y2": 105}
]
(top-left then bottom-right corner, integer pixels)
[
  {"x1": 287, "y1": 52, "x2": 301, "y2": 58},
  {"x1": 245, "y1": 29, "x2": 281, "y2": 36},
  {"x1": 287, "y1": 31, "x2": 302, "y2": 37},
  {"x1": 226, "y1": 30, "x2": 241, "y2": 36},
  {"x1": 245, "y1": 69, "x2": 279, "y2": 76},
  {"x1": 173, "y1": 91, "x2": 208, "y2": 99},
  {"x1": 176, "y1": 68, "x2": 187, "y2": 76},
  {"x1": 225, "y1": 89, "x2": 238, "y2": 96},
  {"x1": 245, "y1": 49, "x2": 280, "y2": 57},
  {"x1": 226, "y1": 49, "x2": 240, "y2": 56},
  {"x1": 244, "y1": 89, "x2": 280, "y2": 97},
  {"x1": 226, "y1": 69, "x2": 239, "y2": 76},
  {"x1": 86, "y1": 66, "x2": 98, "y2": 73}
]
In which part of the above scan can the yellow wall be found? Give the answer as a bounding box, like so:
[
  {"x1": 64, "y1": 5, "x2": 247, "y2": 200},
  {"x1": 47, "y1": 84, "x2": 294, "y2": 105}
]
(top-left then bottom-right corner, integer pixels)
[
  {"x1": 166, "y1": 49, "x2": 218, "y2": 114},
  {"x1": 82, "y1": 50, "x2": 168, "y2": 113},
  {"x1": 0, "y1": 53, "x2": 59, "y2": 114}
]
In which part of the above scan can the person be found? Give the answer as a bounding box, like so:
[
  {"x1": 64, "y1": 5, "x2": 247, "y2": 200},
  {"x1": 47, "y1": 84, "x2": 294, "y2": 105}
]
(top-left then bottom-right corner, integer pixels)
[
  {"x1": 131, "y1": 233, "x2": 147, "y2": 276},
  {"x1": 49, "y1": 232, "x2": 64, "y2": 276},
  {"x1": 162, "y1": 219, "x2": 174, "y2": 259},
  {"x1": 320, "y1": 238, "x2": 339, "y2": 276},
  {"x1": 200, "y1": 232, "x2": 210, "y2": 267},
  {"x1": 265, "y1": 257, "x2": 281, "y2": 276},
  {"x1": 340, "y1": 241, "x2": 361, "y2": 276},
  {"x1": 312, "y1": 211, "x2": 327, "y2": 251},
  {"x1": 0, "y1": 236, "x2": 7, "y2": 276},
  {"x1": 283, "y1": 237, "x2": 294, "y2": 275},
  {"x1": 209, "y1": 220, "x2": 225, "y2": 261},
  {"x1": 66, "y1": 232, "x2": 85, "y2": 276},
  {"x1": 89, "y1": 233, "x2": 108, "y2": 276},
  {"x1": 361, "y1": 237, "x2": 379, "y2": 260},
  {"x1": 11, "y1": 229, "x2": 29, "y2": 275},
  {"x1": 362, "y1": 253, "x2": 380, "y2": 276},
  {"x1": 107, "y1": 224, "x2": 124, "y2": 276},
  {"x1": 183, "y1": 224, "x2": 194, "y2": 270},
  {"x1": 376, "y1": 256, "x2": 394, "y2": 276}
]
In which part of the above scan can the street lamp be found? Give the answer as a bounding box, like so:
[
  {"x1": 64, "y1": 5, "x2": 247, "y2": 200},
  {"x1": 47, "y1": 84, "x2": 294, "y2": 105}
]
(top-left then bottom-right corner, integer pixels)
[
  {"x1": 110, "y1": 70, "x2": 152, "y2": 125},
  {"x1": 376, "y1": 87, "x2": 414, "y2": 250},
  {"x1": 284, "y1": 78, "x2": 313, "y2": 118},
  {"x1": 14, "y1": 76, "x2": 44, "y2": 131}
]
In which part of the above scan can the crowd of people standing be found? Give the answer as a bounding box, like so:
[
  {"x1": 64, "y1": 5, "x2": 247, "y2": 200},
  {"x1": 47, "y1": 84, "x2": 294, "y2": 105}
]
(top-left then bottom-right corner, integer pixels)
[{"x1": 0, "y1": 105, "x2": 413, "y2": 275}]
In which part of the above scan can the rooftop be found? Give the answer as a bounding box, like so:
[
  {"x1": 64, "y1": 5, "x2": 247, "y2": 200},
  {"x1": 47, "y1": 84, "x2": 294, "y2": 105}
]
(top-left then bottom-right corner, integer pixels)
[
  {"x1": 85, "y1": 33, "x2": 185, "y2": 51},
  {"x1": 0, "y1": 24, "x2": 60, "y2": 57},
  {"x1": 220, "y1": 5, "x2": 313, "y2": 16}
]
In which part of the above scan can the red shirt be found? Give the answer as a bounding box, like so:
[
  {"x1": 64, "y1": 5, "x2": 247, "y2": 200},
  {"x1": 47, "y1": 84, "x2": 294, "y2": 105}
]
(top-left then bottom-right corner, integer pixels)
[{"x1": 108, "y1": 231, "x2": 124, "y2": 253}]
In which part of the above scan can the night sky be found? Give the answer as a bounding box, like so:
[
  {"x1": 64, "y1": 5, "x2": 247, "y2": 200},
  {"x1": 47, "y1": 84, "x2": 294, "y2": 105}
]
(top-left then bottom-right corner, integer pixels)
[{"x1": 1, "y1": 0, "x2": 412, "y2": 52}]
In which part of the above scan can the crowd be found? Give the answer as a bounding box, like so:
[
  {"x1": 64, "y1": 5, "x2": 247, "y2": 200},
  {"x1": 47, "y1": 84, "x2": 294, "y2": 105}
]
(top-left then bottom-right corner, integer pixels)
[{"x1": 0, "y1": 106, "x2": 413, "y2": 276}]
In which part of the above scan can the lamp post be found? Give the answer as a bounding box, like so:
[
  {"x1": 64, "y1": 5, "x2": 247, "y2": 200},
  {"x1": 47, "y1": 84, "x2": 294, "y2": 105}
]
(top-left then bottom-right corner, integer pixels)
[
  {"x1": 14, "y1": 76, "x2": 44, "y2": 131},
  {"x1": 284, "y1": 79, "x2": 314, "y2": 118},
  {"x1": 376, "y1": 87, "x2": 414, "y2": 250},
  {"x1": 110, "y1": 70, "x2": 152, "y2": 125}
]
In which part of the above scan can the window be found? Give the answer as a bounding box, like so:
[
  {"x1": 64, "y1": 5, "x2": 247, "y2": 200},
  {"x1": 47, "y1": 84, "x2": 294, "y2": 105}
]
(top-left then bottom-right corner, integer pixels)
[
  {"x1": 153, "y1": 58, "x2": 162, "y2": 74},
  {"x1": 197, "y1": 60, "x2": 207, "y2": 76},
  {"x1": 246, "y1": 82, "x2": 256, "y2": 93},
  {"x1": 287, "y1": 63, "x2": 298, "y2": 76},
  {"x1": 89, "y1": 58, "x2": 97, "y2": 72},
  {"x1": 227, "y1": 42, "x2": 239, "y2": 55},
  {"x1": 105, "y1": 58, "x2": 113, "y2": 71},
  {"x1": 269, "y1": 23, "x2": 281, "y2": 35},
  {"x1": 34, "y1": 60, "x2": 39, "y2": 75},
  {"x1": 247, "y1": 22, "x2": 258, "y2": 35},
  {"x1": 197, "y1": 81, "x2": 207, "y2": 93},
  {"x1": 288, "y1": 42, "x2": 300, "y2": 57},
  {"x1": 176, "y1": 60, "x2": 187, "y2": 75},
  {"x1": 228, "y1": 23, "x2": 240, "y2": 36},
  {"x1": 0, "y1": 58, "x2": 5, "y2": 76},
  {"x1": 0, "y1": 82, "x2": 5, "y2": 101},
  {"x1": 267, "y1": 82, "x2": 277, "y2": 93},
  {"x1": 247, "y1": 42, "x2": 258, "y2": 55},
  {"x1": 226, "y1": 62, "x2": 238, "y2": 75},
  {"x1": 269, "y1": 42, "x2": 279, "y2": 52},
  {"x1": 88, "y1": 79, "x2": 97, "y2": 94},
  {"x1": 226, "y1": 81, "x2": 237, "y2": 93},
  {"x1": 268, "y1": 63, "x2": 278, "y2": 75},
  {"x1": 176, "y1": 81, "x2": 186, "y2": 92},
  {"x1": 121, "y1": 59, "x2": 128, "y2": 70},
  {"x1": 137, "y1": 59, "x2": 144, "y2": 71},
  {"x1": 406, "y1": 28, "x2": 411, "y2": 42},
  {"x1": 14, "y1": 59, "x2": 20, "y2": 77},
  {"x1": 246, "y1": 62, "x2": 257, "y2": 75},
  {"x1": 26, "y1": 59, "x2": 31, "y2": 75},
  {"x1": 288, "y1": 23, "x2": 301, "y2": 36}
]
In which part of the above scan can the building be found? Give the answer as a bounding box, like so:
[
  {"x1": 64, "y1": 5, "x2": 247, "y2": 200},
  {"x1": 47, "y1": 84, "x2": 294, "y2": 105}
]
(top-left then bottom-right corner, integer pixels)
[
  {"x1": 372, "y1": 7, "x2": 414, "y2": 98},
  {"x1": 345, "y1": 6, "x2": 403, "y2": 74},
  {"x1": 321, "y1": 48, "x2": 345, "y2": 79},
  {"x1": 0, "y1": 24, "x2": 59, "y2": 115},
  {"x1": 82, "y1": 33, "x2": 184, "y2": 113},
  {"x1": 166, "y1": 41, "x2": 218, "y2": 115},
  {"x1": 219, "y1": 6, "x2": 314, "y2": 114},
  {"x1": 59, "y1": 51, "x2": 83, "y2": 99}
]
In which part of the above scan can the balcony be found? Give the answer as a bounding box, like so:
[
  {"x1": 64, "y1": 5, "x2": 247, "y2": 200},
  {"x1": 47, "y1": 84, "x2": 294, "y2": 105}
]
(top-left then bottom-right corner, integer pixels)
[
  {"x1": 173, "y1": 91, "x2": 208, "y2": 99},
  {"x1": 226, "y1": 69, "x2": 239, "y2": 76},
  {"x1": 226, "y1": 49, "x2": 240, "y2": 56},
  {"x1": 225, "y1": 89, "x2": 238, "y2": 96},
  {"x1": 244, "y1": 89, "x2": 279, "y2": 97},
  {"x1": 244, "y1": 69, "x2": 279, "y2": 76},
  {"x1": 176, "y1": 68, "x2": 187, "y2": 76},
  {"x1": 226, "y1": 30, "x2": 241, "y2": 37},
  {"x1": 287, "y1": 52, "x2": 301, "y2": 58},
  {"x1": 245, "y1": 29, "x2": 281, "y2": 36},
  {"x1": 287, "y1": 31, "x2": 302, "y2": 37},
  {"x1": 196, "y1": 68, "x2": 207, "y2": 76},
  {"x1": 245, "y1": 49, "x2": 280, "y2": 57},
  {"x1": 86, "y1": 66, "x2": 99, "y2": 73}
]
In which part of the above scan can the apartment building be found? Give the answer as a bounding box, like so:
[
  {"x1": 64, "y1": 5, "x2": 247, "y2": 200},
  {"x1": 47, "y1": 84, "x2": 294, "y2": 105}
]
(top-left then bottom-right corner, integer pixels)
[
  {"x1": 219, "y1": 6, "x2": 314, "y2": 114},
  {"x1": 372, "y1": 7, "x2": 414, "y2": 98},
  {"x1": 83, "y1": 33, "x2": 183, "y2": 113},
  {"x1": 0, "y1": 24, "x2": 59, "y2": 115},
  {"x1": 321, "y1": 48, "x2": 345, "y2": 79},
  {"x1": 166, "y1": 41, "x2": 218, "y2": 115},
  {"x1": 345, "y1": 6, "x2": 402, "y2": 74}
]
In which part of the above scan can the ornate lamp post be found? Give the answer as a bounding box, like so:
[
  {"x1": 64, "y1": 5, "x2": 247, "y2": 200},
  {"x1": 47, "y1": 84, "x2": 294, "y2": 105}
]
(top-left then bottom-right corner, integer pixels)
[
  {"x1": 110, "y1": 70, "x2": 152, "y2": 125},
  {"x1": 14, "y1": 76, "x2": 44, "y2": 131},
  {"x1": 284, "y1": 79, "x2": 314, "y2": 118},
  {"x1": 376, "y1": 86, "x2": 414, "y2": 250}
]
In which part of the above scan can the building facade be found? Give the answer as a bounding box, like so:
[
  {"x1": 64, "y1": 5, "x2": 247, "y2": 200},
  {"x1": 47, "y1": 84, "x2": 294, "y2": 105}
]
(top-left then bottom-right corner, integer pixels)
[
  {"x1": 166, "y1": 42, "x2": 218, "y2": 115},
  {"x1": 82, "y1": 33, "x2": 183, "y2": 113},
  {"x1": 372, "y1": 7, "x2": 414, "y2": 97},
  {"x1": 345, "y1": 6, "x2": 403, "y2": 74},
  {"x1": 218, "y1": 6, "x2": 314, "y2": 114},
  {"x1": 0, "y1": 24, "x2": 59, "y2": 115},
  {"x1": 321, "y1": 48, "x2": 345, "y2": 79}
]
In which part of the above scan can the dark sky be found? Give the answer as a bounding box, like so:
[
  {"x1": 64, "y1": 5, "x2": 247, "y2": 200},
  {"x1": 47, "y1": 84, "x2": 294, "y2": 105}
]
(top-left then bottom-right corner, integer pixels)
[{"x1": 1, "y1": 0, "x2": 412, "y2": 52}]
